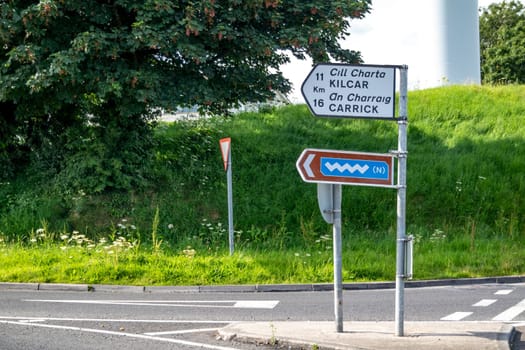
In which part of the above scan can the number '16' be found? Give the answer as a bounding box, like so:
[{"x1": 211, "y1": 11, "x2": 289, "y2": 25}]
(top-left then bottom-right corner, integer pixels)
[{"x1": 313, "y1": 99, "x2": 324, "y2": 108}]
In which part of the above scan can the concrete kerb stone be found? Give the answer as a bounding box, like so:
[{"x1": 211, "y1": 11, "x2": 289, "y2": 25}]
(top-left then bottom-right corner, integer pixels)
[
  {"x1": 404, "y1": 276, "x2": 525, "y2": 289},
  {"x1": 0, "y1": 282, "x2": 39, "y2": 291},
  {"x1": 312, "y1": 283, "x2": 333, "y2": 291},
  {"x1": 496, "y1": 276, "x2": 525, "y2": 284},
  {"x1": 145, "y1": 285, "x2": 200, "y2": 293},
  {"x1": 1, "y1": 275, "x2": 524, "y2": 293},
  {"x1": 256, "y1": 284, "x2": 314, "y2": 292},
  {"x1": 199, "y1": 284, "x2": 257, "y2": 293},
  {"x1": 356, "y1": 282, "x2": 394, "y2": 290},
  {"x1": 37, "y1": 283, "x2": 89, "y2": 292},
  {"x1": 91, "y1": 284, "x2": 145, "y2": 293}
]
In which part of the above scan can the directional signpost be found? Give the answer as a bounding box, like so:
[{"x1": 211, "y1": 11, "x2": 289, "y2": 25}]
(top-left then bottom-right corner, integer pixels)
[
  {"x1": 298, "y1": 63, "x2": 409, "y2": 337},
  {"x1": 301, "y1": 63, "x2": 397, "y2": 119}
]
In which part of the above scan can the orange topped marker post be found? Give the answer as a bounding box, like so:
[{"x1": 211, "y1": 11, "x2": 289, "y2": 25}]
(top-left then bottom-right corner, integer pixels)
[{"x1": 219, "y1": 137, "x2": 234, "y2": 255}]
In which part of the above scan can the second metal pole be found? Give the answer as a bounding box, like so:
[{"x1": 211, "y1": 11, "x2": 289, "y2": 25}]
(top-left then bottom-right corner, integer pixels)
[
  {"x1": 333, "y1": 184, "x2": 343, "y2": 333},
  {"x1": 395, "y1": 65, "x2": 408, "y2": 336}
]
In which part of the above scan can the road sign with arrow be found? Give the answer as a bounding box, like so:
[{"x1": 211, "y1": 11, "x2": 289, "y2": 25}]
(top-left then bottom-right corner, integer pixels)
[
  {"x1": 296, "y1": 148, "x2": 395, "y2": 188},
  {"x1": 301, "y1": 63, "x2": 396, "y2": 119}
]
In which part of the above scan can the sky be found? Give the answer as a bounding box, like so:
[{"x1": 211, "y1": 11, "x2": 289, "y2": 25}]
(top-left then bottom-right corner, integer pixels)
[{"x1": 282, "y1": 0, "x2": 517, "y2": 103}]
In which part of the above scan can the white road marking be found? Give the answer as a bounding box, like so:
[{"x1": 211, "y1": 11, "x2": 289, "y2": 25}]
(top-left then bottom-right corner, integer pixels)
[
  {"x1": 495, "y1": 289, "x2": 513, "y2": 295},
  {"x1": 233, "y1": 300, "x2": 279, "y2": 309},
  {"x1": 144, "y1": 327, "x2": 220, "y2": 336},
  {"x1": 492, "y1": 299, "x2": 525, "y2": 321},
  {"x1": 25, "y1": 299, "x2": 279, "y2": 309},
  {"x1": 18, "y1": 319, "x2": 46, "y2": 323},
  {"x1": 0, "y1": 316, "x2": 232, "y2": 324},
  {"x1": 0, "y1": 319, "x2": 241, "y2": 350},
  {"x1": 473, "y1": 299, "x2": 497, "y2": 307},
  {"x1": 440, "y1": 312, "x2": 473, "y2": 321}
]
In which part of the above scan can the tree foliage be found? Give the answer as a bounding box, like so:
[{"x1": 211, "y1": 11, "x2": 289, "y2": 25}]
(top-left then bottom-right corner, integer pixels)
[
  {"x1": 0, "y1": 0, "x2": 370, "y2": 192},
  {"x1": 479, "y1": 0, "x2": 525, "y2": 84}
]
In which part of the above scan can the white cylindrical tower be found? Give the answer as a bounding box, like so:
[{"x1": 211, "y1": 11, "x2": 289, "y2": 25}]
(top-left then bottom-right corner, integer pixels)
[{"x1": 423, "y1": 0, "x2": 481, "y2": 87}]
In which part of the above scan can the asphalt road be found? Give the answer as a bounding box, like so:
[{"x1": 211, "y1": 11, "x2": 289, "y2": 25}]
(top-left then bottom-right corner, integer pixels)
[{"x1": 1, "y1": 282, "x2": 525, "y2": 349}]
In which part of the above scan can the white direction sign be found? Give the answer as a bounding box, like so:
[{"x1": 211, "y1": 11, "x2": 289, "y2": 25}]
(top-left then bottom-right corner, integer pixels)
[{"x1": 301, "y1": 63, "x2": 397, "y2": 119}]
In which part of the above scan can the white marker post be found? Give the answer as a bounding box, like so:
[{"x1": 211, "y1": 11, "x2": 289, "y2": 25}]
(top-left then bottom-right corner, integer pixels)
[{"x1": 219, "y1": 138, "x2": 234, "y2": 255}]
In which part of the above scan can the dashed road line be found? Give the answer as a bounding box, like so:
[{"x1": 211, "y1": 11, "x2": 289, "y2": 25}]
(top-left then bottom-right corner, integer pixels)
[
  {"x1": 473, "y1": 299, "x2": 497, "y2": 307},
  {"x1": 441, "y1": 288, "x2": 521, "y2": 321},
  {"x1": 440, "y1": 312, "x2": 473, "y2": 321},
  {"x1": 494, "y1": 289, "x2": 513, "y2": 295},
  {"x1": 233, "y1": 300, "x2": 279, "y2": 309}
]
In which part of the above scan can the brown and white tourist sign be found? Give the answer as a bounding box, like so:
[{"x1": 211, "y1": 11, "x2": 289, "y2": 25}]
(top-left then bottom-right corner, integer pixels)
[{"x1": 296, "y1": 148, "x2": 395, "y2": 188}]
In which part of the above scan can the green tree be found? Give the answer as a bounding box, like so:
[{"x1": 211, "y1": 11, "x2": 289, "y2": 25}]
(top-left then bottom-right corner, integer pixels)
[
  {"x1": 479, "y1": 0, "x2": 525, "y2": 84},
  {"x1": 0, "y1": 0, "x2": 370, "y2": 192}
]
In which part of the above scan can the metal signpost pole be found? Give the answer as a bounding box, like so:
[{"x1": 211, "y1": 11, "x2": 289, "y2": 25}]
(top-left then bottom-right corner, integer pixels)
[
  {"x1": 332, "y1": 184, "x2": 343, "y2": 333},
  {"x1": 395, "y1": 66, "x2": 408, "y2": 336},
  {"x1": 226, "y1": 146, "x2": 234, "y2": 256}
]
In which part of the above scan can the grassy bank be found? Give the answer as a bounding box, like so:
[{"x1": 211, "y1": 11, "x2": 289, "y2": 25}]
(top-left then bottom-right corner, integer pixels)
[
  {"x1": 0, "y1": 228, "x2": 522, "y2": 285},
  {"x1": 0, "y1": 85, "x2": 524, "y2": 285}
]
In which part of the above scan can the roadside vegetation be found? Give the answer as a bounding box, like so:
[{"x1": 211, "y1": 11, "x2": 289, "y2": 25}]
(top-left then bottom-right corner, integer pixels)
[{"x1": 0, "y1": 85, "x2": 524, "y2": 285}]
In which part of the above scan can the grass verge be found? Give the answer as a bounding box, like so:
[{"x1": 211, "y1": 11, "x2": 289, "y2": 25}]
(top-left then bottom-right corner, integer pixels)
[{"x1": 0, "y1": 229, "x2": 523, "y2": 285}]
